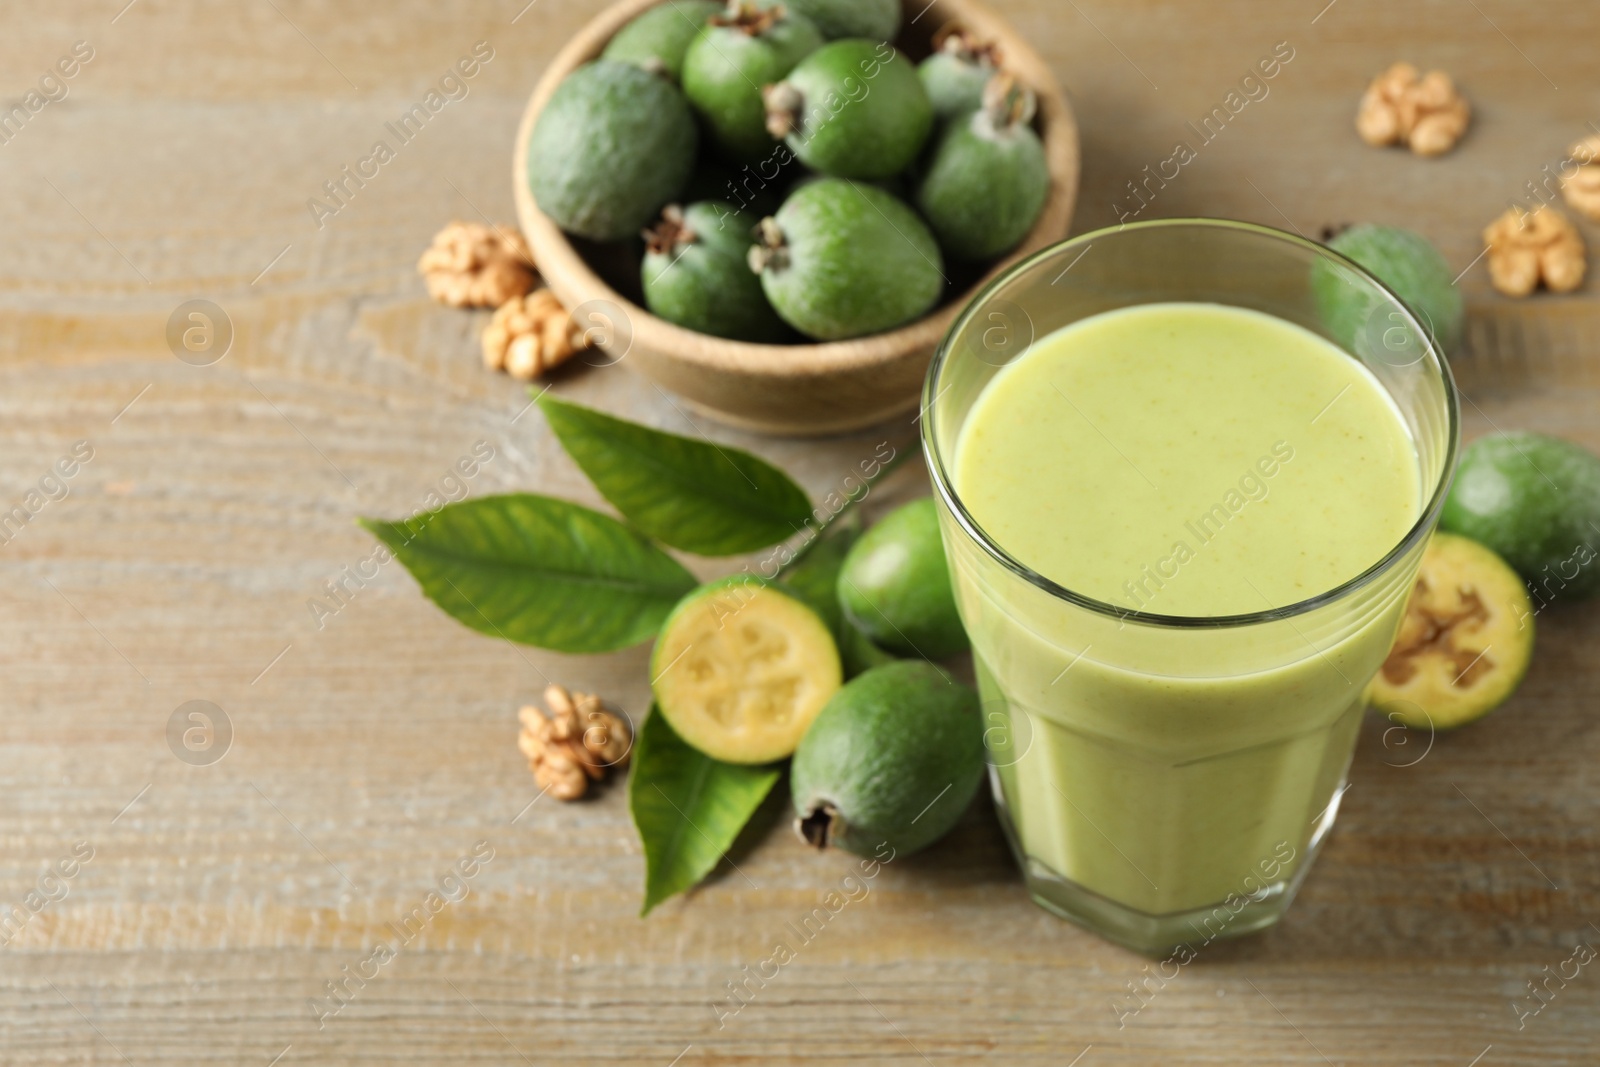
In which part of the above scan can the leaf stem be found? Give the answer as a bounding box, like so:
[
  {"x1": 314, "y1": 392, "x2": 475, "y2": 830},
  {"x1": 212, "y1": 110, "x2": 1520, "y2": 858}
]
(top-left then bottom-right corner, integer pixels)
[{"x1": 776, "y1": 440, "x2": 921, "y2": 577}]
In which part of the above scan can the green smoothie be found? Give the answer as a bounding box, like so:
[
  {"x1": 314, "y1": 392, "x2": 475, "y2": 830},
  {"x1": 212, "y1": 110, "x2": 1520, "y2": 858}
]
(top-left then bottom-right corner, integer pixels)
[{"x1": 949, "y1": 302, "x2": 1421, "y2": 919}]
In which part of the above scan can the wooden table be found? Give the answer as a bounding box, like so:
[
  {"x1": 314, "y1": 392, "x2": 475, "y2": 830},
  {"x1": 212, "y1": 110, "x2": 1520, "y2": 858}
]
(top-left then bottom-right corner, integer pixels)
[{"x1": 2, "y1": 1, "x2": 1597, "y2": 1063}]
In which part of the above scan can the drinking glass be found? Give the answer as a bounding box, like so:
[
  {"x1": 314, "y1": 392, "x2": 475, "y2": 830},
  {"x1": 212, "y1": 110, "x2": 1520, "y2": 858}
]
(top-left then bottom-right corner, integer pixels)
[{"x1": 922, "y1": 219, "x2": 1459, "y2": 954}]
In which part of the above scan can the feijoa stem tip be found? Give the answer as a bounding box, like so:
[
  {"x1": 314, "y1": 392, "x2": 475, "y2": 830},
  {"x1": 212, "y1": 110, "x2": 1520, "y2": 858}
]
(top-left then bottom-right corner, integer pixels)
[
  {"x1": 713, "y1": 0, "x2": 783, "y2": 36},
  {"x1": 643, "y1": 203, "x2": 694, "y2": 255},
  {"x1": 763, "y1": 81, "x2": 803, "y2": 139},
  {"x1": 748, "y1": 216, "x2": 789, "y2": 274},
  {"x1": 933, "y1": 23, "x2": 1001, "y2": 68},
  {"x1": 797, "y1": 803, "x2": 841, "y2": 849},
  {"x1": 983, "y1": 71, "x2": 1037, "y2": 130}
]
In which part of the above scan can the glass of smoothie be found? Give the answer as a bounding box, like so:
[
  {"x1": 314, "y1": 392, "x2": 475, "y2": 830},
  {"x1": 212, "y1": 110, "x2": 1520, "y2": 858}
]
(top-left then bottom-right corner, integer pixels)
[{"x1": 923, "y1": 219, "x2": 1458, "y2": 954}]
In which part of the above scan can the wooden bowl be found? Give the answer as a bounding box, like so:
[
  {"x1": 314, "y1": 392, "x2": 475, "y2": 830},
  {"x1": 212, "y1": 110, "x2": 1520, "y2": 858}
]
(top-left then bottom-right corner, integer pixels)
[{"x1": 514, "y1": 0, "x2": 1079, "y2": 436}]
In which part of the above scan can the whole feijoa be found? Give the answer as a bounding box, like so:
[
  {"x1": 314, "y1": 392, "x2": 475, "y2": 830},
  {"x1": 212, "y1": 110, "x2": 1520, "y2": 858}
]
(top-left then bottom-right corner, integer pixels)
[
  {"x1": 782, "y1": 0, "x2": 900, "y2": 40},
  {"x1": 791, "y1": 661, "x2": 985, "y2": 858},
  {"x1": 750, "y1": 179, "x2": 944, "y2": 340},
  {"x1": 1312, "y1": 223, "x2": 1464, "y2": 355},
  {"x1": 838, "y1": 497, "x2": 968, "y2": 659},
  {"x1": 765, "y1": 40, "x2": 934, "y2": 180},
  {"x1": 1441, "y1": 431, "x2": 1600, "y2": 600},
  {"x1": 527, "y1": 60, "x2": 698, "y2": 241},
  {"x1": 918, "y1": 28, "x2": 1001, "y2": 119},
  {"x1": 682, "y1": 1, "x2": 824, "y2": 161},
  {"x1": 602, "y1": 0, "x2": 723, "y2": 80},
  {"x1": 915, "y1": 75, "x2": 1049, "y2": 261},
  {"x1": 642, "y1": 201, "x2": 790, "y2": 342}
]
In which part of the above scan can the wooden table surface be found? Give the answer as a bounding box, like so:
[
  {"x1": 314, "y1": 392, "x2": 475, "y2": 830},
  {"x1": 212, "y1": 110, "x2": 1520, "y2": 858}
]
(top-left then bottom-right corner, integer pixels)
[{"x1": 3, "y1": 1, "x2": 1598, "y2": 1064}]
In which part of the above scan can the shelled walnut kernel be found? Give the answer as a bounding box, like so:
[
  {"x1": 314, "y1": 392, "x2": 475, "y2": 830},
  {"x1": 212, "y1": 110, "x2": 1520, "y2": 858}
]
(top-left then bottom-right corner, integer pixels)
[
  {"x1": 1482, "y1": 205, "x2": 1587, "y2": 297},
  {"x1": 417, "y1": 221, "x2": 536, "y2": 308},
  {"x1": 1356, "y1": 62, "x2": 1471, "y2": 157},
  {"x1": 481, "y1": 289, "x2": 590, "y2": 380},
  {"x1": 1561, "y1": 134, "x2": 1600, "y2": 222},
  {"x1": 517, "y1": 686, "x2": 632, "y2": 801}
]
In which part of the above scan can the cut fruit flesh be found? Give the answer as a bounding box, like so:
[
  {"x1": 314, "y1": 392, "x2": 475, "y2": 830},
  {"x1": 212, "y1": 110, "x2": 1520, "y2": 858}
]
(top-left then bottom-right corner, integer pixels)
[
  {"x1": 652, "y1": 579, "x2": 842, "y2": 764},
  {"x1": 1368, "y1": 532, "x2": 1533, "y2": 731}
]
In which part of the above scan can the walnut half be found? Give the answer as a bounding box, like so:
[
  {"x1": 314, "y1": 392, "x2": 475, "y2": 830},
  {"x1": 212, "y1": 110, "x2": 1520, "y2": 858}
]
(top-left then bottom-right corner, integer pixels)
[
  {"x1": 1356, "y1": 62, "x2": 1471, "y2": 157},
  {"x1": 517, "y1": 685, "x2": 633, "y2": 801},
  {"x1": 1562, "y1": 134, "x2": 1600, "y2": 222},
  {"x1": 418, "y1": 221, "x2": 537, "y2": 308},
  {"x1": 481, "y1": 290, "x2": 591, "y2": 380},
  {"x1": 1482, "y1": 205, "x2": 1587, "y2": 297}
]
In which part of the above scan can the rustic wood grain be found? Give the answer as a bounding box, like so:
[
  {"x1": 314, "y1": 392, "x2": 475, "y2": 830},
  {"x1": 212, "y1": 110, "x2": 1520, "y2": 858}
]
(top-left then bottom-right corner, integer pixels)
[{"x1": 1, "y1": 1, "x2": 1598, "y2": 1064}]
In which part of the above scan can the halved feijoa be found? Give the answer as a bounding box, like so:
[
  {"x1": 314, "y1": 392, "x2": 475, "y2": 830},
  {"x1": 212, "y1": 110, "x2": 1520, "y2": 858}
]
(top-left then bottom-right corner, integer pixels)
[
  {"x1": 791, "y1": 661, "x2": 984, "y2": 858},
  {"x1": 651, "y1": 577, "x2": 842, "y2": 763},
  {"x1": 1368, "y1": 532, "x2": 1534, "y2": 731}
]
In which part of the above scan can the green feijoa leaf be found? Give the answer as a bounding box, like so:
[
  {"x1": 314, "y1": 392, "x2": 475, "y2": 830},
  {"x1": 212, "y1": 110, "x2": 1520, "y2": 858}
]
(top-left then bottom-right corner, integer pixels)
[
  {"x1": 630, "y1": 708, "x2": 782, "y2": 915},
  {"x1": 361, "y1": 494, "x2": 695, "y2": 654},
  {"x1": 539, "y1": 396, "x2": 813, "y2": 555}
]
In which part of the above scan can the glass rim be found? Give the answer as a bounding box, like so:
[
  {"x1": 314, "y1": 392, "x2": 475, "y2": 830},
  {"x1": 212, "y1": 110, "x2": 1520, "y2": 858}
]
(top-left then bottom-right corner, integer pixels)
[{"x1": 921, "y1": 217, "x2": 1462, "y2": 631}]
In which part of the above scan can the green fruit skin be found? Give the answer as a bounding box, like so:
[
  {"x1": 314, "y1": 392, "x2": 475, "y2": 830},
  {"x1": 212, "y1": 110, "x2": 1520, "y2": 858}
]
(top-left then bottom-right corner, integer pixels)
[
  {"x1": 838, "y1": 498, "x2": 969, "y2": 659},
  {"x1": 918, "y1": 52, "x2": 995, "y2": 120},
  {"x1": 791, "y1": 661, "x2": 985, "y2": 858},
  {"x1": 642, "y1": 201, "x2": 791, "y2": 342},
  {"x1": 782, "y1": 41, "x2": 933, "y2": 180},
  {"x1": 528, "y1": 60, "x2": 699, "y2": 241},
  {"x1": 682, "y1": 12, "x2": 824, "y2": 161},
  {"x1": 602, "y1": 0, "x2": 723, "y2": 80},
  {"x1": 759, "y1": 179, "x2": 945, "y2": 340},
  {"x1": 915, "y1": 110, "x2": 1049, "y2": 261},
  {"x1": 1441, "y1": 432, "x2": 1600, "y2": 601},
  {"x1": 1313, "y1": 224, "x2": 1464, "y2": 356},
  {"x1": 783, "y1": 0, "x2": 900, "y2": 40},
  {"x1": 839, "y1": 620, "x2": 900, "y2": 677}
]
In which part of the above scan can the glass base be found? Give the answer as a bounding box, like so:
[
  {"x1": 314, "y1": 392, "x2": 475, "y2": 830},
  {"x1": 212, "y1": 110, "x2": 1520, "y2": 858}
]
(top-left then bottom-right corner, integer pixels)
[{"x1": 992, "y1": 766, "x2": 1345, "y2": 956}]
